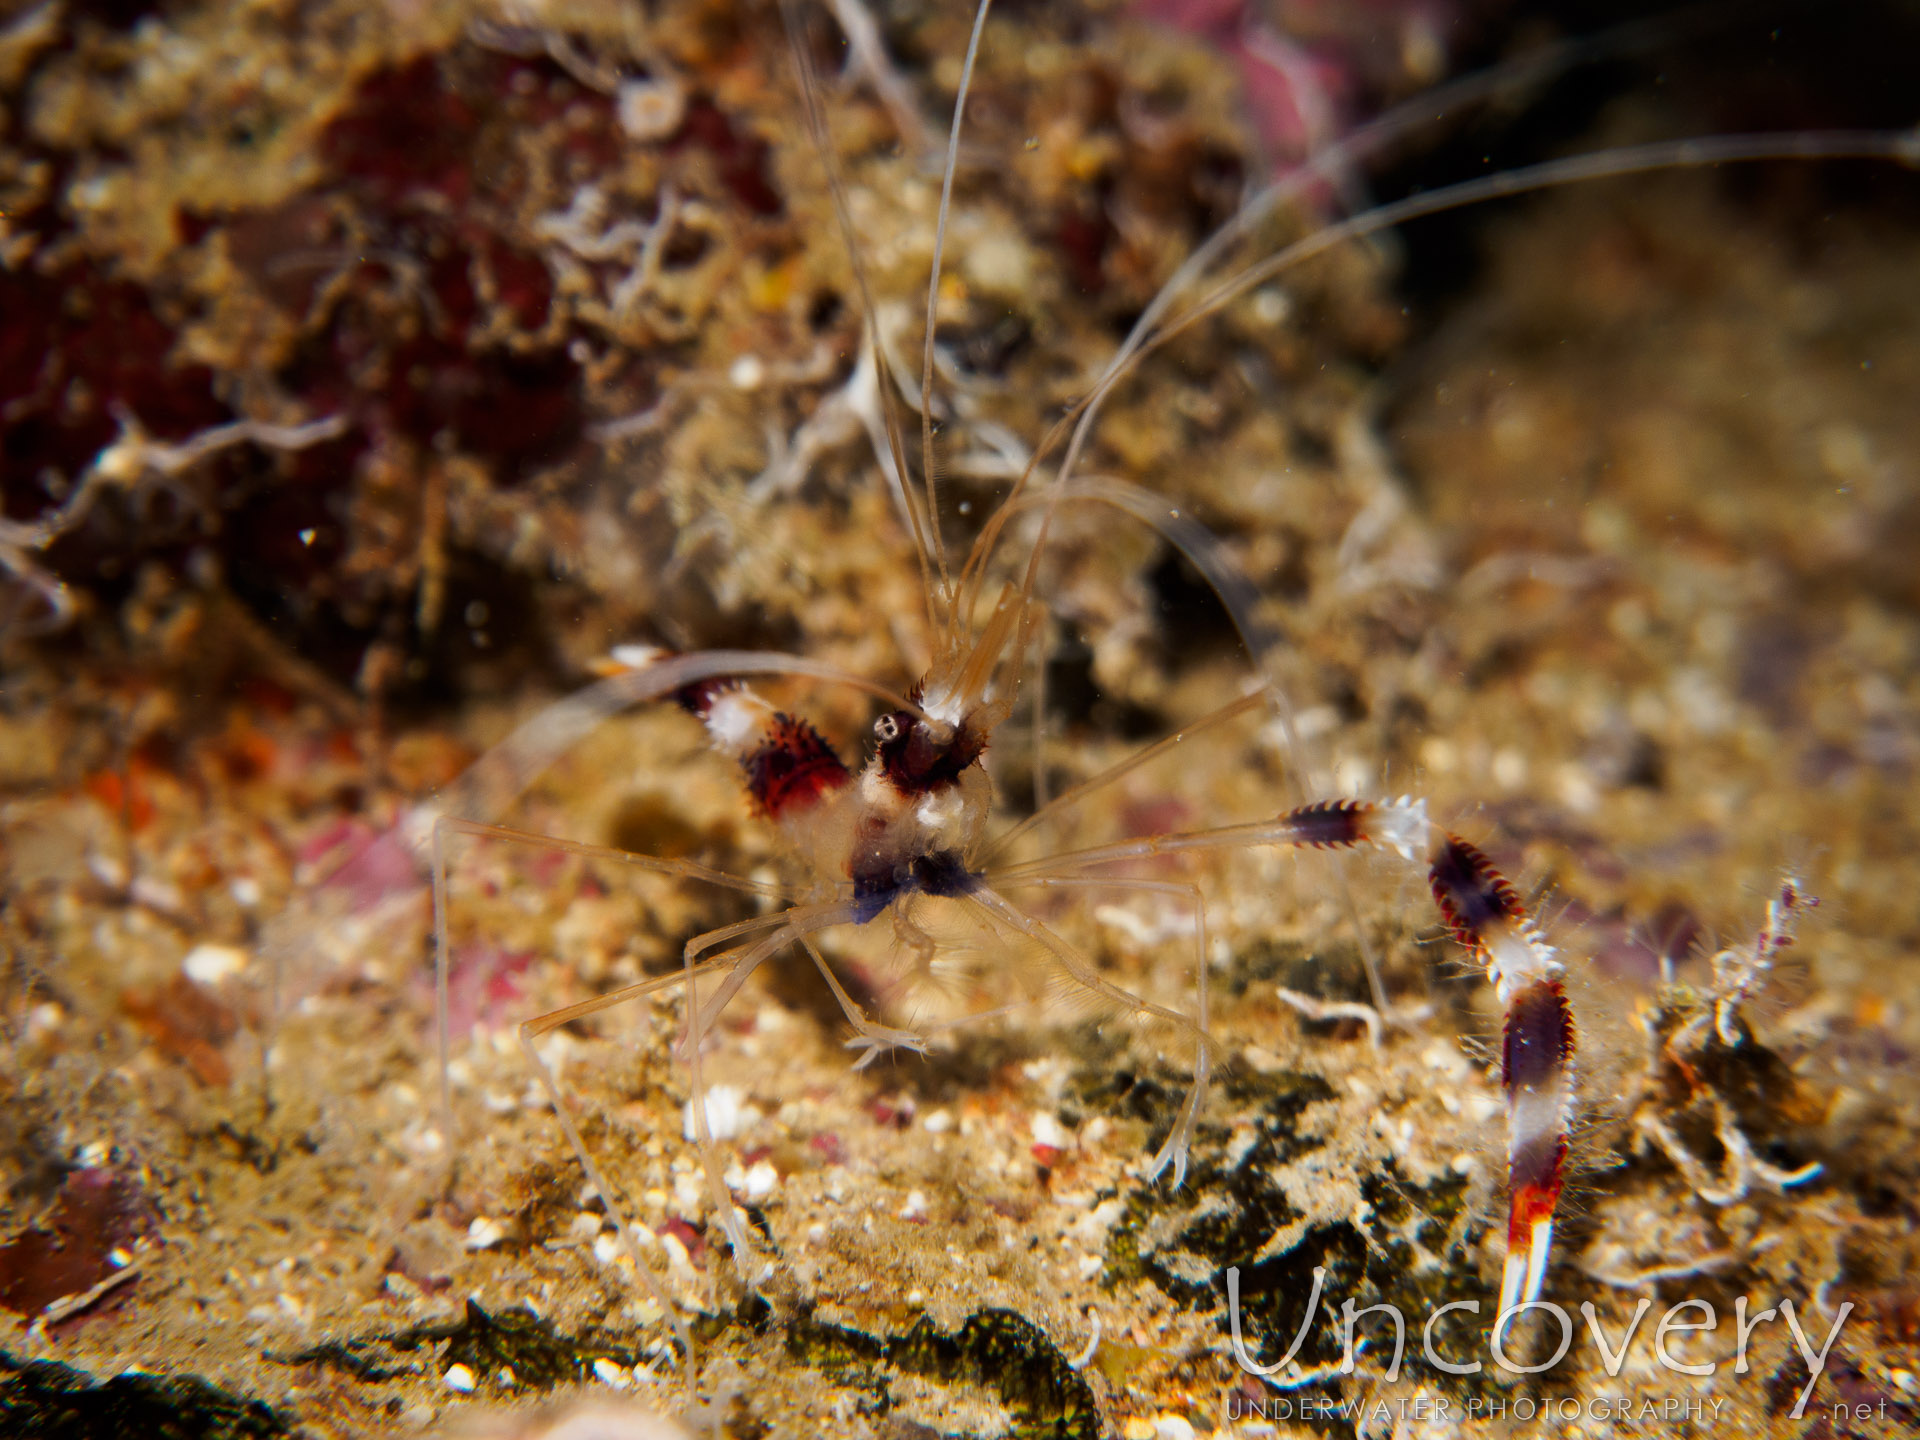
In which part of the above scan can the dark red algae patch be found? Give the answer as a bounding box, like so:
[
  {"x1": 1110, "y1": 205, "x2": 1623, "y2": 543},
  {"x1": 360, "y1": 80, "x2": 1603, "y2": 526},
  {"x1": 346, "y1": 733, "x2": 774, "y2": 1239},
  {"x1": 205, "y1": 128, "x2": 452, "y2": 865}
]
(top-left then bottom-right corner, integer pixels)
[
  {"x1": 294, "y1": 47, "x2": 584, "y2": 474},
  {"x1": 668, "y1": 96, "x2": 783, "y2": 218},
  {"x1": 153, "y1": 41, "x2": 608, "y2": 693},
  {"x1": 2, "y1": 7, "x2": 813, "y2": 700},
  {"x1": 0, "y1": 264, "x2": 227, "y2": 524},
  {"x1": 0, "y1": 1168, "x2": 158, "y2": 1321},
  {"x1": 316, "y1": 55, "x2": 484, "y2": 209}
]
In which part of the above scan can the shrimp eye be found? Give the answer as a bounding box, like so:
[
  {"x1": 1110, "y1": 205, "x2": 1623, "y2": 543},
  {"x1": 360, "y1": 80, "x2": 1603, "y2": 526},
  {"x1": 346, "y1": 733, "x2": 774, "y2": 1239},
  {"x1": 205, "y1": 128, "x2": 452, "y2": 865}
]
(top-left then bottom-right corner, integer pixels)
[{"x1": 874, "y1": 708, "x2": 984, "y2": 794}]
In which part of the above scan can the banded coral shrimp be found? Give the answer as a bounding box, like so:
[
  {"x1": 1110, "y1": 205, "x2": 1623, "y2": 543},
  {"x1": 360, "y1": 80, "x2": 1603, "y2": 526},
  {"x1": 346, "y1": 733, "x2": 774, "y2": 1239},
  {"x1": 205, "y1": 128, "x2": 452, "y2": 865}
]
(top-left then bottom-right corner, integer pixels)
[
  {"x1": 7, "y1": 0, "x2": 1918, "y2": 1433},
  {"x1": 331, "y1": 0, "x2": 1920, "y2": 1427}
]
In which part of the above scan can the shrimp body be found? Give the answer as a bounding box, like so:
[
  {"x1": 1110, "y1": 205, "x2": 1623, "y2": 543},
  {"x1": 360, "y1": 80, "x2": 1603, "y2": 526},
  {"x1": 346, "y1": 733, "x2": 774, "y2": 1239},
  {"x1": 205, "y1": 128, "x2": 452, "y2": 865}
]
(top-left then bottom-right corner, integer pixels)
[{"x1": 670, "y1": 586, "x2": 1031, "y2": 920}]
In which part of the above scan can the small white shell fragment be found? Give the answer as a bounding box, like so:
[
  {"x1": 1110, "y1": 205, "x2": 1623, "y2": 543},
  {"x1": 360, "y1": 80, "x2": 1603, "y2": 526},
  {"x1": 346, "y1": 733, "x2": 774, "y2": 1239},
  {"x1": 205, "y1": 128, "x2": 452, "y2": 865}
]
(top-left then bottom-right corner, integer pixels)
[
  {"x1": 592, "y1": 1233, "x2": 623, "y2": 1266},
  {"x1": 443, "y1": 1363, "x2": 477, "y2": 1393},
  {"x1": 591, "y1": 1357, "x2": 632, "y2": 1389},
  {"x1": 183, "y1": 943, "x2": 248, "y2": 986},
  {"x1": 567, "y1": 1211, "x2": 604, "y2": 1242},
  {"x1": 1153, "y1": 1417, "x2": 1197, "y2": 1440},
  {"x1": 921, "y1": 1108, "x2": 953, "y2": 1134},
  {"x1": 1251, "y1": 286, "x2": 1291, "y2": 327},
  {"x1": 24, "y1": 1003, "x2": 63, "y2": 1043},
  {"x1": 737, "y1": 1160, "x2": 778, "y2": 1202},
  {"x1": 1240, "y1": 1043, "x2": 1285, "y2": 1074},
  {"x1": 1069, "y1": 1199, "x2": 1125, "y2": 1249},
  {"x1": 617, "y1": 75, "x2": 686, "y2": 141},
  {"x1": 1030, "y1": 1113, "x2": 1071, "y2": 1150},
  {"x1": 684, "y1": 1085, "x2": 750, "y2": 1143},
  {"x1": 659, "y1": 1231, "x2": 693, "y2": 1273},
  {"x1": 130, "y1": 875, "x2": 185, "y2": 914},
  {"x1": 671, "y1": 1172, "x2": 704, "y2": 1217},
  {"x1": 973, "y1": 207, "x2": 1048, "y2": 293},
  {"x1": 464, "y1": 1216, "x2": 507, "y2": 1251},
  {"x1": 1492, "y1": 746, "x2": 1528, "y2": 790},
  {"x1": 899, "y1": 1190, "x2": 928, "y2": 1221}
]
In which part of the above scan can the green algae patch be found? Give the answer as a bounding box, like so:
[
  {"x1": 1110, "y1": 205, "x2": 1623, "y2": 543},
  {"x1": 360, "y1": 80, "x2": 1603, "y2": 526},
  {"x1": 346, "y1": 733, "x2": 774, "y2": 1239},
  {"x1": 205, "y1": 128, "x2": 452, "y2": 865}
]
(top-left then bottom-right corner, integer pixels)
[
  {"x1": 1100, "y1": 1066, "x2": 1335, "y2": 1297},
  {"x1": 271, "y1": 1297, "x2": 650, "y2": 1394},
  {"x1": 1094, "y1": 1059, "x2": 1499, "y2": 1398},
  {"x1": 0, "y1": 1350, "x2": 292, "y2": 1440},
  {"x1": 786, "y1": 1305, "x2": 1101, "y2": 1440}
]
